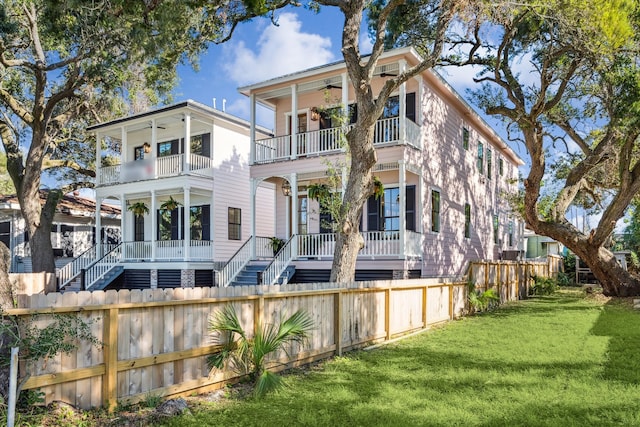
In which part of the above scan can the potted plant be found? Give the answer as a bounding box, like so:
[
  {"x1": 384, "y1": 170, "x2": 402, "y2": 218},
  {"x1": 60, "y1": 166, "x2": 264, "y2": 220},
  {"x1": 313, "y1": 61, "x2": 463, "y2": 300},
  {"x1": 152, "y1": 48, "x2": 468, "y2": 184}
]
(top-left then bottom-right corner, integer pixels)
[
  {"x1": 373, "y1": 176, "x2": 384, "y2": 199},
  {"x1": 160, "y1": 196, "x2": 181, "y2": 211},
  {"x1": 307, "y1": 183, "x2": 330, "y2": 201},
  {"x1": 268, "y1": 237, "x2": 285, "y2": 255},
  {"x1": 127, "y1": 201, "x2": 149, "y2": 218}
]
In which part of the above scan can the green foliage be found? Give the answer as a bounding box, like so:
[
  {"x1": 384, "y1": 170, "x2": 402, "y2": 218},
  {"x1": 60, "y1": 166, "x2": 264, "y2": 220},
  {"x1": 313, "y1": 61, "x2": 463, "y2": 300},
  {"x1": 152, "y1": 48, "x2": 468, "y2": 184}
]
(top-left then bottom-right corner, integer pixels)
[
  {"x1": 143, "y1": 392, "x2": 163, "y2": 409},
  {"x1": 556, "y1": 271, "x2": 574, "y2": 287},
  {"x1": 0, "y1": 151, "x2": 15, "y2": 195},
  {"x1": 0, "y1": 314, "x2": 100, "y2": 367},
  {"x1": 267, "y1": 237, "x2": 285, "y2": 255},
  {"x1": 207, "y1": 305, "x2": 313, "y2": 397},
  {"x1": 563, "y1": 253, "x2": 577, "y2": 277},
  {"x1": 467, "y1": 282, "x2": 500, "y2": 312},
  {"x1": 529, "y1": 275, "x2": 558, "y2": 296},
  {"x1": 127, "y1": 201, "x2": 149, "y2": 218}
]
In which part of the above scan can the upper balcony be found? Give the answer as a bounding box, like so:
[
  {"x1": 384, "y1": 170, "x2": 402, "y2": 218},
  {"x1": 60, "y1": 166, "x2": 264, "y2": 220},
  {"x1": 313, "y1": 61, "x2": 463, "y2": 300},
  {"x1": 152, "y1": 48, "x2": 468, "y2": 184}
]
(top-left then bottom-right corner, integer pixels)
[
  {"x1": 254, "y1": 116, "x2": 422, "y2": 164},
  {"x1": 88, "y1": 101, "x2": 242, "y2": 189},
  {"x1": 98, "y1": 153, "x2": 213, "y2": 186}
]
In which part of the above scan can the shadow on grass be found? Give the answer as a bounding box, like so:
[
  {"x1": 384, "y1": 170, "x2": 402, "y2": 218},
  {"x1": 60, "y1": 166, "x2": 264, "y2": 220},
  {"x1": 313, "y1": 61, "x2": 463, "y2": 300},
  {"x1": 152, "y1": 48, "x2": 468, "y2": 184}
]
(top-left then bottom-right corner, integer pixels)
[{"x1": 590, "y1": 299, "x2": 640, "y2": 384}]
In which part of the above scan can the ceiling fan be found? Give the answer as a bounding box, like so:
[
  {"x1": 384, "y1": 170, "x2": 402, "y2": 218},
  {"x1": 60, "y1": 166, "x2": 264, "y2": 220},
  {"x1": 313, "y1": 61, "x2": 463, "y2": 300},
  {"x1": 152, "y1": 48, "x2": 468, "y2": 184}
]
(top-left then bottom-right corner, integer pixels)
[{"x1": 320, "y1": 79, "x2": 341, "y2": 90}]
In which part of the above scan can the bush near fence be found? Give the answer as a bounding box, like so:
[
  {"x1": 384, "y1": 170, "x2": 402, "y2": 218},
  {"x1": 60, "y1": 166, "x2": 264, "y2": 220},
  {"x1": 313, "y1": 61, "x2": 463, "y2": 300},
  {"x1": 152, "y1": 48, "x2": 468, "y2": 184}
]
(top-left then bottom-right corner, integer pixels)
[{"x1": 5, "y1": 258, "x2": 559, "y2": 410}]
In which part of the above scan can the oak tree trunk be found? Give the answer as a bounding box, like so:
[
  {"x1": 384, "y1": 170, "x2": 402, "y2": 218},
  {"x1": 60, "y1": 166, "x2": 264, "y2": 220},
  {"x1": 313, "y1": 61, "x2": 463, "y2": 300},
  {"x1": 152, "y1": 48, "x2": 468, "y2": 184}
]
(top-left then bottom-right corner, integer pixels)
[
  {"x1": 523, "y1": 128, "x2": 640, "y2": 296},
  {"x1": 330, "y1": 125, "x2": 377, "y2": 283}
]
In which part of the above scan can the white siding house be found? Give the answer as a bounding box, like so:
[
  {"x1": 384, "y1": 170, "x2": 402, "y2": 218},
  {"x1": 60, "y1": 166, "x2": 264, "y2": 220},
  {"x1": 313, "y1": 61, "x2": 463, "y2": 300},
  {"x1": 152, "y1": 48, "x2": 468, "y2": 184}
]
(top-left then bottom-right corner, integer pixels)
[{"x1": 58, "y1": 101, "x2": 274, "y2": 290}]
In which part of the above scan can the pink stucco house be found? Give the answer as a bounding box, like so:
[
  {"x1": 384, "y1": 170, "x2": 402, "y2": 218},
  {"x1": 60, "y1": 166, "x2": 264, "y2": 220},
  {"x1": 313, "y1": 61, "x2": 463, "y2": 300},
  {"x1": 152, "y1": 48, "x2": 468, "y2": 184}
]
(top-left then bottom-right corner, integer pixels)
[{"x1": 224, "y1": 46, "x2": 524, "y2": 285}]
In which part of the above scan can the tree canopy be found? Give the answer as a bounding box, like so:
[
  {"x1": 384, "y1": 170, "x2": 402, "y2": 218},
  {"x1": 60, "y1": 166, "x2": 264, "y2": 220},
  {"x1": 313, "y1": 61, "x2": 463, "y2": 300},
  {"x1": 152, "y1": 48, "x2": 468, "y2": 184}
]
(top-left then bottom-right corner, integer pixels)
[
  {"x1": 0, "y1": 0, "x2": 222, "y2": 272},
  {"x1": 434, "y1": 0, "x2": 640, "y2": 295}
]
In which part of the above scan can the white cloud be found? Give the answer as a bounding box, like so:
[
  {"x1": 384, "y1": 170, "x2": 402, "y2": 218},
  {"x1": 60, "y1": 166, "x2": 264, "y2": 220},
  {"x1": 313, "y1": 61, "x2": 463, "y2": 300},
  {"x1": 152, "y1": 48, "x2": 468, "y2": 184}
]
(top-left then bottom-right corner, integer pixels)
[
  {"x1": 359, "y1": 32, "x2": 373, "y2": 55},
  {"x1": 223, "y1": 13, "x2": 336, "y2": 86}
]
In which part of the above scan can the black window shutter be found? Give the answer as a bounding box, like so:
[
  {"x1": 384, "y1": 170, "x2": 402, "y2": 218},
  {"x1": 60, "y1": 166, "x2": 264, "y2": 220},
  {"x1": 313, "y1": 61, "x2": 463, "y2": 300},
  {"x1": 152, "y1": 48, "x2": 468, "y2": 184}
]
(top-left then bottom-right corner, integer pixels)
[
  {"x1": 406, "y1": 93, "x2": 416, "y2": 123},
  {"x1": 319, "y1": 211, "x2": 333, "y2": 234},
  {"x1": 202, "y1": 205, "x2": 211, "y2": 240},
  {"x1": 156, "y1": 210, "x2": 161, "y2": 240},
  {"x1": 405, "y1": 185, "x2": 416, "y2": 231},
  {"x1": 201, "y1": 133, "x2": 211, "y2": 157},
  {"x1": 367, "y1": 195, "x2": 380, "y2": 231},
  {"x1": 349, "y1": 103, "x2": 358, "y2": 124},
  {"x1": 172, "y1": 139, "x2": 180, "y2": 155}
]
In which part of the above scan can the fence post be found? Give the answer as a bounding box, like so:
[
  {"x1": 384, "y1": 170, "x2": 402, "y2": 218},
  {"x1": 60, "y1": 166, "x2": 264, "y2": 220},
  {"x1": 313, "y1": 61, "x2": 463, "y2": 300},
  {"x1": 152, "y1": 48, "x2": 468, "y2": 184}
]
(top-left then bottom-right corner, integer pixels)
[
  {"x1": 422, "y1": 284, "x2": 427, "y2": 328},
  {"x1": 484, "y1": 262, "x2": 489, "y2": 290},
  {"x1": 334, "y1": 290, "x2": 342, "y2": 356},
  {"x1": 102, "y1": 307, "x2": 119, "y2": 412},
  {"x1": 496, "y1": 263, "x2": 502, "y2": 303},
  {"x1": 385, "y1": 288, "x2": 391, "y2": 341},
  {"x1": 448, "y1": 284, "x2": 454, "y2": 319}
]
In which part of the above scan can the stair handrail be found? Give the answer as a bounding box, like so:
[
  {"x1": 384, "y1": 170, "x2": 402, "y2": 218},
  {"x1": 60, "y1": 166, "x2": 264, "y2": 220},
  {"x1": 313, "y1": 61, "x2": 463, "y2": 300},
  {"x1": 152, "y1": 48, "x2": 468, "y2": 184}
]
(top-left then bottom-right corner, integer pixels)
[
  {"x1": 56, "y1": 243, "x2": 118, "y2": 289},
  {"x1": 81, "y1": 243, "x2": 123, "y2": 290},
  {"x1": 261, "y1": 235, "x2": 296, "y2": 285},
  {"x1": 218, "y1": 236, "x2": 254, "y2": 287}
]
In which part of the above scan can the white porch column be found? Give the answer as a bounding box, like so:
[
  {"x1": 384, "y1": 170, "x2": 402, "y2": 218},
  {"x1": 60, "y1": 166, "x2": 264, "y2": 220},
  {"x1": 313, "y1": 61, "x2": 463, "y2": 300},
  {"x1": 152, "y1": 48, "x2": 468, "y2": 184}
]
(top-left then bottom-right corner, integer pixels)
[
  {"x1": 285, "y1": 183, "x2": 291, "y2": 238},
  {"x1": 183, "y1": 186, "x2": 190, "y2": 261},
  {"x1": 96, "y1": 196, "x2": 103, "y2": 258},
  {"x1": 96, "y1": 131, "x2": 102, "y2": 185},
  {"x1": 290, "y1": 84, "x2": 298, "y2": 160},
  {"x1": 341, "y1": 72, "x2": 349, "y2": 117},
  {"x1": 399, "y1": 60, "x2": 407, "y2": 144},
  {"x1": 399, "y1": 160, "x2": 406, "y2": 259},
  {"x1": 151, "y1": 190, "x2": 157, "y2": 261},
  {"x1": 250, "y1": 178, "x2": 257, "y2": 258},
  {"x1": 290, "y1": 173, "x2": 298, "y2": 257},
  {"x1": 184, "y1": 112, "x2": 191, "y2": 173},
  {"x1": 120, "y1": 193, "x2": 126, "y2": 245},
  {"x1": 249, "y1": 93, "x2": 256, "y2": 165}
]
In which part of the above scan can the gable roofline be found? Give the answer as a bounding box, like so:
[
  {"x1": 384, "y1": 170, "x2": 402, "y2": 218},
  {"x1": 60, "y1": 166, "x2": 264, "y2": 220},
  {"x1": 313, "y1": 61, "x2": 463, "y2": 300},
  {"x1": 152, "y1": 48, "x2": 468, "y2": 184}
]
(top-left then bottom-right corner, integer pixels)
[
  {"x1": 238, "y1": 46, "x2": 524, "y2": 166},
  {"x1": 87, "y1": 99, "x2": 272, "y2": 136},
  {"x1": 238, "y1": 46, "x2": 417, "y2": 95}
]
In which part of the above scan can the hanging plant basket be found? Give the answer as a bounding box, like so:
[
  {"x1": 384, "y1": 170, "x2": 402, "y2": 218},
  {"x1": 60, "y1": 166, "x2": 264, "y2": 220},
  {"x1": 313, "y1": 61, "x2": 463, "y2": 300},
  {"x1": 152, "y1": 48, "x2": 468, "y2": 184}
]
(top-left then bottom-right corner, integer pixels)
[
  {"x1": 160, "y1": 196, "x2": 181, "y2": 211},
  {"x1": 127, "y1": 201, "x2": 149, "y2": 218},
  {"x1": 373, "y1": 176, "x2": 384, "y2": 200},
  {"x1": 307, "y1": 183, "x2": 330, "y2": 201}
]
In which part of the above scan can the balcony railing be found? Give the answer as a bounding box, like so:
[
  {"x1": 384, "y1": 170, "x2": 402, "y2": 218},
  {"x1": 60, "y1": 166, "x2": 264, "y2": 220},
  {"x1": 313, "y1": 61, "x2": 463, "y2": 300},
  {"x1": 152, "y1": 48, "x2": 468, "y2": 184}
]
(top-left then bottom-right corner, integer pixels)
[
  {"x1": 121, "y1": 240, "x2": 213, "y2": 261},
  {"x1": 254, "y1": 117, "x2": 422, "y2": 164},
  {"x1": 297, "y1": 231, "x2": 423, "y2": 260},
  {"x1": 98, "y1": 153, "x2": 214, "y2": 186}
]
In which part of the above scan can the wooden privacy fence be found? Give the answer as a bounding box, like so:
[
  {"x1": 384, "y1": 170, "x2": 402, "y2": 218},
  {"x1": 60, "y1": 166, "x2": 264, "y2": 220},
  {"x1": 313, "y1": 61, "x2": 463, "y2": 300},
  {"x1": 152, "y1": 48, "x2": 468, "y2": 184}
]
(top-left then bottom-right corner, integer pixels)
[
  {"x1": 6, "y1": 259, "x2": 556, "y2": 410},
  {"x1": 468, "y1": 256, "x2": 564, "y2": 300}
]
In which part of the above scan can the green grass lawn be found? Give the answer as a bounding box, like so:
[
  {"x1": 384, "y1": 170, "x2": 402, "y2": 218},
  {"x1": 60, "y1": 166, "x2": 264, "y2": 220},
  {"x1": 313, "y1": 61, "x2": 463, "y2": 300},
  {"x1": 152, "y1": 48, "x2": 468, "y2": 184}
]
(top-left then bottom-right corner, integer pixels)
[{"x1": 165, "y1": 290, "x2": 640, "y2": 427}]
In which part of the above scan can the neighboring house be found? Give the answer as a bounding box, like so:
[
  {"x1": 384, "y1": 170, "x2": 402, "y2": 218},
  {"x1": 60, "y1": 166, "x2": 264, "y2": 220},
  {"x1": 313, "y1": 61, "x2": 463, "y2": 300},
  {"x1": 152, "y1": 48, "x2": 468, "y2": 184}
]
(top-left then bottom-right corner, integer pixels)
[
  {"x1": 79, "y1": 100, "x2": 274, "y2": 290},
  {"x1": 524, "y1": 229, "x2": 565, "y2": 259},
  {"x1": 229, "y1": 46, "x2": 524, "y2": 284},
  {"x1": 0, "y1": 192, "x2": 121, "y2": 273}
]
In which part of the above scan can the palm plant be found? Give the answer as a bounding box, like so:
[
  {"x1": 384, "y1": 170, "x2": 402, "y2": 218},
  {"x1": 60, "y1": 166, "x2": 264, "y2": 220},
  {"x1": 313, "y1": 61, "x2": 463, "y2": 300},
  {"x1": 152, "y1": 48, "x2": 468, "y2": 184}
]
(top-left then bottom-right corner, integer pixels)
[
  {"x1": 207, "y1": 304, "x2": 314, "y2": 397},
  {"x1": 467, "y1": 281, "x2": 500, "y2": 312}
]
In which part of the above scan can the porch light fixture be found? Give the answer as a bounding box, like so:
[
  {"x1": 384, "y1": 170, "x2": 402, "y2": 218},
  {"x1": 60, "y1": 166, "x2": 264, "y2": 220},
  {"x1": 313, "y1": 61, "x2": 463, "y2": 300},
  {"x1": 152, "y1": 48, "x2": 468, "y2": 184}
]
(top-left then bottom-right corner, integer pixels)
[
  {"x1": 282, "y1": 180, "x2": 292, "y2": 197},
  {"x1": 143, "y1": 142, "x2": 151, "y2": 153},
  {"x1": 310, "y1": 107, "x2": 320, "y2": 121}
]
